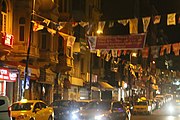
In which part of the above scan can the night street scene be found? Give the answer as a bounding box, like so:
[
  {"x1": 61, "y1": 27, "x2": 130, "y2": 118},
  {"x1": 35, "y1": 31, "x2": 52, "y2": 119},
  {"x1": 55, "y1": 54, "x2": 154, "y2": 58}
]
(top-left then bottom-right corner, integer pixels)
[{"x1": 0, "y1": 0, "x2": 180, "y2": 120}]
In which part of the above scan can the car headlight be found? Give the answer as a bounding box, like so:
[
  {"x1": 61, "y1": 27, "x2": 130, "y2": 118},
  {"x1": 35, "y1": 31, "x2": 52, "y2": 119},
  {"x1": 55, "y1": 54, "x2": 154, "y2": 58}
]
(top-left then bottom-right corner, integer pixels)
[
  {"x1": 71, "y1": 110, "x2": 79, "y2": 120},
  {"x1": 95, "y1": 114, "x2": 105, "y2": 120},
  {"x1": 168, "y1": 105, "x2": 174, "y2": 113},
  {"x1": 148, "y1": 106, "x2": 151, "y2": 111}
]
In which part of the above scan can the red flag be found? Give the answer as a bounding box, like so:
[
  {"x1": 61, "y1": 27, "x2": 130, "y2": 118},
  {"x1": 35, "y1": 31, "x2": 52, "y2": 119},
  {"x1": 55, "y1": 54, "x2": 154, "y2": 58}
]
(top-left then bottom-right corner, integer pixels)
[
  {"x1": 160, "y1": 44, "x2": 171, "y2": 56},
  {"x1": 32, "y1": 21, "x2": 44, "y2": 31},
  {"x1": 142, "y1": 47, "x2": 149, "y2": 58},
  {"x1": 172, "y1": 43, "x2": 180, "y2": 56}
]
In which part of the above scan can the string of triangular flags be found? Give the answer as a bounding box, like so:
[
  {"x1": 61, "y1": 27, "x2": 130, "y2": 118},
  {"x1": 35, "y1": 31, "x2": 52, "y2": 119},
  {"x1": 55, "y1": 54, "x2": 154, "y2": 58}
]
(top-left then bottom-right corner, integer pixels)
[
  {"x1": 32, "y1": 12, "x2": 180, "y2": 36},
  {"x1": 95, "y1": 42, "x2": 180, "y2": 63}
]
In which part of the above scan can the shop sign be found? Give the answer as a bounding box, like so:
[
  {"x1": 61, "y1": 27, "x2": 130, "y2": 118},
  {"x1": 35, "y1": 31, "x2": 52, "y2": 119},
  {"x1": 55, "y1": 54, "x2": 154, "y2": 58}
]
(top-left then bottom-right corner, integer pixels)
[
  {"x1": 2, "y1": 33, "x2": 14, "y2": 47},
  {"x1": 0, "y1": 68, "x2": 17, "y2": 82}
]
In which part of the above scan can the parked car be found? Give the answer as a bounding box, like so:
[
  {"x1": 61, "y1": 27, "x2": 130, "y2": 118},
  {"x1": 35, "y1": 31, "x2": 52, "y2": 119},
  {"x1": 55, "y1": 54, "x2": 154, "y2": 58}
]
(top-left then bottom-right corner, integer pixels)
[
  {"x1": 76, "y1": 99, "x2": 92, "y2": 110},
  {"x1": 73, "y1": 100, "x2": 130, "y2": 120},
  {"x1": 11, "y1": 99, "x2": 54, "y2": 120},
  {"x1": 0, "y1": 96, "x2": 12, "y2": 120},
  {"x1": 50, "y1": 100, "x2": 80, "y2": 120},
  {"x1": 133, "y1": 100, "x2": 153, "y2": 115},
  {"x1": 154, "y1": 98, "x2": 163, "y2": 109}
]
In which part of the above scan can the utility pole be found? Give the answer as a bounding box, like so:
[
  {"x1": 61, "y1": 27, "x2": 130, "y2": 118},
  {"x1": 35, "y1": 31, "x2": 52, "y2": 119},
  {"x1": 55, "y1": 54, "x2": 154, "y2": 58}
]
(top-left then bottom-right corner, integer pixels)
[{"x1": 23, "y1": 0, "x2": 35, "y2": 98}]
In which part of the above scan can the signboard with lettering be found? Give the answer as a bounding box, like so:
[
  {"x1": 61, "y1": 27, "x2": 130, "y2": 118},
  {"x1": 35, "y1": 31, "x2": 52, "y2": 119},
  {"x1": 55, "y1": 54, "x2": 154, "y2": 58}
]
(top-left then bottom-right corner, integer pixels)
[
  {"x1": 0, "y1": 68, "x2": 17, "y2": 82},
  {"x1": 88, "y1": 33, "x2": 146, "y2": 50},
  {"x1": 2, "y1": 33, "x2": 14, "y2": 47}
]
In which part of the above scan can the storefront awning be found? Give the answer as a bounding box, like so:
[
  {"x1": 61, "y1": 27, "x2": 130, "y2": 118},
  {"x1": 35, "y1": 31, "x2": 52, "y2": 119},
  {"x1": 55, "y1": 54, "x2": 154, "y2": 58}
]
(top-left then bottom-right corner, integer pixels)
[
  {"x1": 91, "y1": 86, "x2": 100, "y2": 91},
  {"x1": 71, "y1": 77, "x2": 84, "y2": 86},
  {"x1": 98, "y1": 81, "x2": 114, "y2": 90}
]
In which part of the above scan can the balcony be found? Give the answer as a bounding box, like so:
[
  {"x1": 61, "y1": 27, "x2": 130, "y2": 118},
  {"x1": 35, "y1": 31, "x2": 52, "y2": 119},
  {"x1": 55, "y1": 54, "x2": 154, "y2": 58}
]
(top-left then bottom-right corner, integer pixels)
[
  {"x1": 38, "y1": 50, "x2": 58, "y2": 67},
  {"x1": 6, "y1": 44, "x2": 39, "y2": 62},
  {"x1": 55, "y1": 55, "x2": 73, "y2": 73}
]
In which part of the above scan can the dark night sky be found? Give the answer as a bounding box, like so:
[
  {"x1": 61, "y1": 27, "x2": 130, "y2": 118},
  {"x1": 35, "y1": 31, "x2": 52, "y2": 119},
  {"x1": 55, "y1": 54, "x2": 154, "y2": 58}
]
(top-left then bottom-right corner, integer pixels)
[{"x1": 100, "y1": 0, "x2": 180, "y2": 44}]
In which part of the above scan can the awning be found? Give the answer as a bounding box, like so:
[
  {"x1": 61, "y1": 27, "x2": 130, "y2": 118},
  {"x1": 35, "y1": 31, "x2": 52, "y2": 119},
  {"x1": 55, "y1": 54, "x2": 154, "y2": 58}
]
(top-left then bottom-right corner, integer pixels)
[
  {"x1": 70, "y1": 77, "x2": 84, "y2": 86},
  {"x1": 98, "y1": 81, "x2": 114, "y2": 90},
  {"x1": 91, "y1": 86, "x2": 100, "y2": 91}
]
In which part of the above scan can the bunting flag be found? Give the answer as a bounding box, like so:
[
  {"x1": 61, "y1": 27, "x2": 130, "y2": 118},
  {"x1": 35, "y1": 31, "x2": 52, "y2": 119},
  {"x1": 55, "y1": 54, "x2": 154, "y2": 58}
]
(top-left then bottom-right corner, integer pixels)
[
  {"x1": 122, "y1": 50, "x2": 127, "y2": 55},
  {"x1": 172, "y1": 43, "x2": 180, "y2": 56},
  {"x1": 56, "y1": 25, "x2": 63, "y2": 31},
  {"x1": 32, "y1": 21, "x2": 44, "y2": 31},
  {"x1": 118, "y1": 19, "x2": 129, "y2": 26},
  {"x1": 105, "y1": 53, "x2": 111, "y2": 62},
  {"x1": 167, "y1": 13, "x2": 176, "y2": 25},
  {"x1": 142, "y1": 47, "x2": 149, "y2": 58},
  {"x1": 108, "y1": 21, "x2": 114, "y2": 28},
  {"x1": 96, "y1": 49, "x2": 101, "y2": 57},
  {"x1": 142, "y1": 17, "x2": 151, "y2": 32},
  {"x1": 71, "y1": 22, "x2": 78, "y2": 27},
  {"x1": 150, "y1": 46, "x2": 160, "y2": 58},
  {"x1": 86, "y1": 24, "x2": 93, "y2": 35},
  {"x1": 67, "y1": 36, "x2": 76, "y2": 47},
  {"x1": 43, "y1": 19, "x2": 50, "y2": 26},
  {"x1": 59, "y1": 32, "x2": 70, "y2": 39},
  {"x1": 47, "y1": 28, "x2": 56, "y2": 35},
  {"x1": 97, "y1": 21, "x2": 106, "y2": 34},
  {"x1": 111, "y1": 50, "x2": 117, "y2": 57},
  {"x1": 79, "y1": 21, "x2": 89, "y2": 27},
  {"x1": 100, "y1": 50, "x2": 108, "y2": 59},
  {"x1": 87, "y1": 36, "x2": 96, "y2": 50},
  {"x1": 153, "y1": 15, "x2": 161, "y2": 24},
  {"x1": 178, "y1": 16, "x2": 180, "y2": 24},
  {"x1": 129, "y1": 18, "x2": 138, "y2": 34},
  {"x1": 117, "y1": 50, "x2": 122, "y2": 57},
  {"x1": 160, "y1": 44, "x2": 171, "y2": 56}
]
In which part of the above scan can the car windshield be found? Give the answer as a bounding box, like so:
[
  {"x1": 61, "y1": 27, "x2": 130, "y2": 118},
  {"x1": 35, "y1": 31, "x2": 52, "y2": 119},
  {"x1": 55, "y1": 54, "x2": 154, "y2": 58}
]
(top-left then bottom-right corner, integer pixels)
[
  {"x1": 11, "y1": 103, "x2": 33, "y2": 111},
  {"x1": 85, "y1": 101, "x2": 111, "y2": 110},
  {"x1": 135, "y1": 101, "x2": 148, "y2": 105}
]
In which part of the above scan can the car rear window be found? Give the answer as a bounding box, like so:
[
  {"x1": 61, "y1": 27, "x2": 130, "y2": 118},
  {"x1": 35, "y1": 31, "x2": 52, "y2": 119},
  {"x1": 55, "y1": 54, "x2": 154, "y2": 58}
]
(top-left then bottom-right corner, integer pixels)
[
  {"x1": 0, "y1": 100, "x2": 5, "y2": 106},
  {"x1": 11, "y1": 103, "x2": 33, "y2": 111}
]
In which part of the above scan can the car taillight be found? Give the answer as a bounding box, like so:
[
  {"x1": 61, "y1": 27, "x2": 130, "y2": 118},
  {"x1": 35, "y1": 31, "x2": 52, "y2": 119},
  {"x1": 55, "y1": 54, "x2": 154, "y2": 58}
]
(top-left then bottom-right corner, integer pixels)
[{"x1": 8, "y1": 106, "x2": 11, "y2": 117}]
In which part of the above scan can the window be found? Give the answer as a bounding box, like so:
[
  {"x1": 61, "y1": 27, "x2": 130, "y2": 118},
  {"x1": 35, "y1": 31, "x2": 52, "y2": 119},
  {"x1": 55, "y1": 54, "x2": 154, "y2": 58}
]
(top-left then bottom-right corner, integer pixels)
[
  {"x1": 58, "y1": 0, "x2": 69, "y2": 12},
  {"x1": 19, "y1": 17, "x2": 25, "y2": 41},
  {"x1": 41, "y1": 30, "x2": 47, "y2": 49},
  {"x1": 0, "y1": 100, "x2": 5, "y2": 106},
  {"x1": 1, "y1": 0, "x2": 7, "y2": 33},
  {"x1": 81, "y1": 58, "x2": 84, "y2": 73},
  {"x1": 40, "y1": 102, "x2": 47, "y2": 108},
  {"x1": 72, "y1": 0, "x2": 85, "y2": 11}
]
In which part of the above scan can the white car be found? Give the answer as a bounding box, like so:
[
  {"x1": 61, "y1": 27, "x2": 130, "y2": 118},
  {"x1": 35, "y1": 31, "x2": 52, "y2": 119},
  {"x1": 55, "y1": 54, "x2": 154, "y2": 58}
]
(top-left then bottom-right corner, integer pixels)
[{"x1": 0, "y1": 96, "x2": 12, "y2": 120}]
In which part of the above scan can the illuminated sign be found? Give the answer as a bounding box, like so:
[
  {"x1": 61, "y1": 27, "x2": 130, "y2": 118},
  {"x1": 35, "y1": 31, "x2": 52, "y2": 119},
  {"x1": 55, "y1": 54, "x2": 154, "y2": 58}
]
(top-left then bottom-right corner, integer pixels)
[
  {"x1": 2, "y1": 33, "x2": 14, "y2": 47},
  {"x1": 0, "y1": 68, "x2": 17, "y2": 82}
]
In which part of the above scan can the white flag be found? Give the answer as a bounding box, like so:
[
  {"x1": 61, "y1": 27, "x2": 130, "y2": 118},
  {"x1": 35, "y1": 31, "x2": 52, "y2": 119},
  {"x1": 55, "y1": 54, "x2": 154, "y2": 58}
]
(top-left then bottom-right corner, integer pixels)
[
  {"x1": 67, "y1": 36, "x2": 76, "y2": 47},
  {"x1": 167, "y1": 13, "x2": 176, "y2": 25},
  {"x1": 129, "y1": 18, "x2": 138, "y2": 34},
  {"x1": 142, "y1": 17, "x2": 151, "y2": 32}
]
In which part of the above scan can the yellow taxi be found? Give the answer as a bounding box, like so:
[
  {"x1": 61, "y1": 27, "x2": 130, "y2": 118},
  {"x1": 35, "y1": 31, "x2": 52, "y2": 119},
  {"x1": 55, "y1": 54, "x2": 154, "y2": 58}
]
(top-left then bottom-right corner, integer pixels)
[{"x1": 11, "y1": 99, "x2": 54, "y2": 120}]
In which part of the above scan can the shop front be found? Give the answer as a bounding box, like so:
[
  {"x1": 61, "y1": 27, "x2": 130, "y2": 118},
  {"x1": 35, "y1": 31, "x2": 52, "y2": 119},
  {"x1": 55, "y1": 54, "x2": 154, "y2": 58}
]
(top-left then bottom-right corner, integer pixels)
[
  {"x1": 37, "y1": 68, "x2": 55, "y2": 104},
  {"x1": 0, "y1": 67, "x2": 18, "y2": 104},
  {"x1": 68, "y1": 76, "x2": 83, "y2": 100}
]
